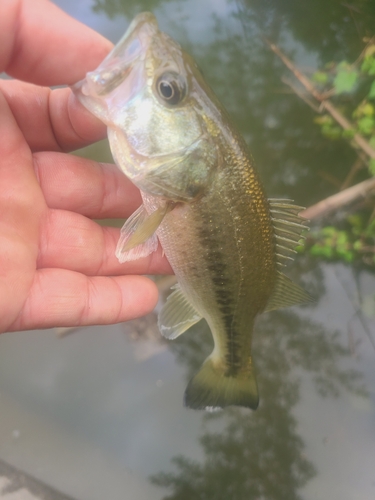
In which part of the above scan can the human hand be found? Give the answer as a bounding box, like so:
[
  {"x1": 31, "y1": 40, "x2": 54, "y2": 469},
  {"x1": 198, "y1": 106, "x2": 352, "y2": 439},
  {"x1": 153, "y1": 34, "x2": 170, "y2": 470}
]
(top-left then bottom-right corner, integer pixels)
[{"x1": 0, "y1": 0, "x2": 171, "y2": 333}]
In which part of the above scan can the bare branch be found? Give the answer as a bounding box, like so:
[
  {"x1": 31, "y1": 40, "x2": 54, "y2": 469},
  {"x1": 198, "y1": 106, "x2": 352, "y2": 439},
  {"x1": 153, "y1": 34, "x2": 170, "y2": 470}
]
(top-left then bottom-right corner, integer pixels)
[{"x1": 301, "y1": 177, "x2": 375, "y2": 220}]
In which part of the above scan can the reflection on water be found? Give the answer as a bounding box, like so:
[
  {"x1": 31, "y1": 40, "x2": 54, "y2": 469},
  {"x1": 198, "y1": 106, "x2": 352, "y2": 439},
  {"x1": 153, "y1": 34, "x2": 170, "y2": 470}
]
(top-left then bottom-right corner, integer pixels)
[
  {"x1": 1, "y1": 0, "x2": 375, "y2": 499},
  {"x1": 150, "y1": 303, "x2": 367, "y2": 499},
  {"x1": 92, "y1": 0, "x2": 173, "y2": 20}
]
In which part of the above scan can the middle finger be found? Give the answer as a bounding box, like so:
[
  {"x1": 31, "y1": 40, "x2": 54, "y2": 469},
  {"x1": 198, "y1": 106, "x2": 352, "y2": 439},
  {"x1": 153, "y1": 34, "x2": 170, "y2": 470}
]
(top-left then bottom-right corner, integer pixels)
[
  {"x1": 37, "y1": 208, "x2": 173, "y2": 276},
  {"x1": 33, "y1": 151, "x2": 142, "y2": 219}
]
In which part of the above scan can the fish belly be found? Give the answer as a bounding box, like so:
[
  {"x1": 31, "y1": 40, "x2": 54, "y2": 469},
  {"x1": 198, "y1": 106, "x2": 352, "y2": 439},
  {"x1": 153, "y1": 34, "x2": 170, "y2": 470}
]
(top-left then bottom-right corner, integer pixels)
[
  {"x1": 143, "y1": 162, "x2": 276, "y2": 335},
  {"x1": 141, "y1": 165, "x2": 276, "y2": 409}
]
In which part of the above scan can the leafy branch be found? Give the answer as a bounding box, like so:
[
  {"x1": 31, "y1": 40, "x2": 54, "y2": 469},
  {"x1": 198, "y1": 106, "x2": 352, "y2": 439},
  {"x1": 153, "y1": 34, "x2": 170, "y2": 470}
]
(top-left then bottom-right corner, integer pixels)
[
  {"x1": 265, "y1": 38, "x2": 375, "y2": 164},
  {"x1": 266, "y1": 36, "x2": 375, "y2": 268}
]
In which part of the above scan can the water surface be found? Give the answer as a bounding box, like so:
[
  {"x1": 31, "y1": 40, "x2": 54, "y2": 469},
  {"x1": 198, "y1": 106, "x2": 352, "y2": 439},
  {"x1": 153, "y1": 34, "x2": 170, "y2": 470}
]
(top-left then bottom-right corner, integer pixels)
[{"x1": 1, "y1": 1, "x2": 375, "y2": 499}]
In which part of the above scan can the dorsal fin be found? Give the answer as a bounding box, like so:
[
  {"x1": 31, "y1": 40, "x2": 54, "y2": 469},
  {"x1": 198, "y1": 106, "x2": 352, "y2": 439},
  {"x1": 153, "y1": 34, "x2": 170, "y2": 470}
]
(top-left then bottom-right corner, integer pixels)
[
  {"x1": 269, "y1": 198, "x2": 309, "y2": 269},
  {"x1": 158, "y1": 284, "x2": 202, "y2": 340},
  {"x1": 264, "y1": 271, "x2": 313, "y2": 312}
]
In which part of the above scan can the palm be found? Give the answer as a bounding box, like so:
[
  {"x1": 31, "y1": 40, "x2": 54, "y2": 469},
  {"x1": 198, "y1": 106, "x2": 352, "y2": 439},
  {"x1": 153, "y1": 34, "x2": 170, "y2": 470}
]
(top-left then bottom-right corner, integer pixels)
[{"x1": 0, "y1": 0, "x2": 171, "y2": 333}]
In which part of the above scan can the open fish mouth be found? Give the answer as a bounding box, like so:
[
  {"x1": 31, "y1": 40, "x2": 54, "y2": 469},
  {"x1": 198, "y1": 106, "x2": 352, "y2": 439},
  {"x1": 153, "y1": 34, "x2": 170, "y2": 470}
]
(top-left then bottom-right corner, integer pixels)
[{"x1": 72, "y1": 13, "x2": 159, "y2": 124}]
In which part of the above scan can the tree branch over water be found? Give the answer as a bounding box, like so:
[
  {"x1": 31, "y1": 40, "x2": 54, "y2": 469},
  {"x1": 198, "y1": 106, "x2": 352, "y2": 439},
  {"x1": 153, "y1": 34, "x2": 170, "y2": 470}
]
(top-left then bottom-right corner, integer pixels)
[
  {"x1": 301, "y1": 177, "x2": 375, "y2": 220},
  {"x1": 264, "y1": 38, "x2": 375, "y2": 160}
]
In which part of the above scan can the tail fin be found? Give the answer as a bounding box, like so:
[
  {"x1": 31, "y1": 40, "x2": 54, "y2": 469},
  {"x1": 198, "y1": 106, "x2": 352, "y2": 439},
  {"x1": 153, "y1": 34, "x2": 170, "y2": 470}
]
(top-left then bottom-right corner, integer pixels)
[{"x1": 184, "y1": 357, "x2": 259, "y2": 410}]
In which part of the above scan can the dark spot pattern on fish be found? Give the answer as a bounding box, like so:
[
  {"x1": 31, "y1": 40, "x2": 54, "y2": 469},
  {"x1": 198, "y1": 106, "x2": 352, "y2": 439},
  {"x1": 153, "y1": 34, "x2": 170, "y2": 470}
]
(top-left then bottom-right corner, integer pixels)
[
  {"x1": 198, "y1": 220, "x2": 243, "y2": 375},
  {"x1": 207, "y1": 261, "x2": 226, "y2": 275}
]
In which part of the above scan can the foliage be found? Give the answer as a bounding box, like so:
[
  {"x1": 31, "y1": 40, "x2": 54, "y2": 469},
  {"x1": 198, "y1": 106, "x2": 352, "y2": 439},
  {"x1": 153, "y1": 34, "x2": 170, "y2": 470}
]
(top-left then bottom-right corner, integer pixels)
[
  {"x1": 303, "y1": 40, "x2": 375, "y2": 268},
  {"x1": 305, "y1": 211, "x2": 375, "y2": 268},
  {"x1": 151, "y1": 310, "x2": 367, "y2": 500},
  {"x1": 91, "y1": 0, "x2": 375, "y2": 268},
  {"x1": 312, "y1": 42, "x2": 375, "y2": 166}
]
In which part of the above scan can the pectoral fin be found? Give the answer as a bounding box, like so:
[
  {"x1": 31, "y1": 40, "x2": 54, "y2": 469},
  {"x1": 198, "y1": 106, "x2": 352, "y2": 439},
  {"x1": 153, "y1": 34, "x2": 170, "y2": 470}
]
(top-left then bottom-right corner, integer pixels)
[
  {"x1": 158, "y1": 284, "x2": 202, "y2": 340},
  {"x1": 264, "y1": 271, "x2": 313, "y2": 312},
  {"x1": 116, "y1": 202, "x2": 173, "y2": 263}
]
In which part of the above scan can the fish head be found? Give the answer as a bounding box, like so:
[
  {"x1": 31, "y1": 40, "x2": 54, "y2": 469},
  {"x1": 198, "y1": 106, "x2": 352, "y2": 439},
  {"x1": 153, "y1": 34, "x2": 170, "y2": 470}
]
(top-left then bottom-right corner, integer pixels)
[{"x1": 73, "y1": 12, "x2": 221, "y2": 200}]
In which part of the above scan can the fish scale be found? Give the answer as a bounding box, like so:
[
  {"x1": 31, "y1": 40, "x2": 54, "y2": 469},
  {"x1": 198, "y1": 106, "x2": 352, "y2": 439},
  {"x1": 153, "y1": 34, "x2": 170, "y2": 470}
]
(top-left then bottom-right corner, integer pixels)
[{"x1": 142, "y1": 133, "x2": 276, "y2": 390}]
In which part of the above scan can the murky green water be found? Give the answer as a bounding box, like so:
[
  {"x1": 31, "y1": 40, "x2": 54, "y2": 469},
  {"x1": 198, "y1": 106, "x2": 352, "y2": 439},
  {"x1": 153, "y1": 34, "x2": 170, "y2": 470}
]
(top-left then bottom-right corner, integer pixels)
[{"x1": 1, "y1": 1, "x2": 375, "y2": 499}]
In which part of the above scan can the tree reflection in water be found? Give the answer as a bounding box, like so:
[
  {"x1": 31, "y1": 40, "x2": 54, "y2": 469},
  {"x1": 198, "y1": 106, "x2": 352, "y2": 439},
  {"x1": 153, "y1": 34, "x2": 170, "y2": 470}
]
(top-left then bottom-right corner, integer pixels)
[{"x1": 149, "y1": 307, "x2": 366, "y2": 500}]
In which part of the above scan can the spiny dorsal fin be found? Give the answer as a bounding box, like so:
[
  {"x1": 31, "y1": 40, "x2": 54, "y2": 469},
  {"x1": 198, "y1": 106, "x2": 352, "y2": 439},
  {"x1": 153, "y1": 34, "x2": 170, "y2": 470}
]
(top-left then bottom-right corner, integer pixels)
[
  {"x1": 264, "y1": 271, "x2": 313, "y2": 312},
  {"x1": 158, "y1": 284, "x2": 202, "y2": 340},
  {"x1": 269, "y1": 198, "x2": 309, "y2": 269}
]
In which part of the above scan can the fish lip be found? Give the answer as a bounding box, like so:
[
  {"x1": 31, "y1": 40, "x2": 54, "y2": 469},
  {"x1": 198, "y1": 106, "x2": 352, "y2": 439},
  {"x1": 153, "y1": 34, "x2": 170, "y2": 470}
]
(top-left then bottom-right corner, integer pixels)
[{"x1": 71, "y1": 12, "x2": 159, "y2": 122}]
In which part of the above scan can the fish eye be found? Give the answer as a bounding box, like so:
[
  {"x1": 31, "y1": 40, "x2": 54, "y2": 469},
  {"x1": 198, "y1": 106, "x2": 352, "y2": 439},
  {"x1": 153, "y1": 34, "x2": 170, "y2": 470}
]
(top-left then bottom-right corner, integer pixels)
[{"x1": 156, "y1": 72, "x2": 186, "y2": 106}]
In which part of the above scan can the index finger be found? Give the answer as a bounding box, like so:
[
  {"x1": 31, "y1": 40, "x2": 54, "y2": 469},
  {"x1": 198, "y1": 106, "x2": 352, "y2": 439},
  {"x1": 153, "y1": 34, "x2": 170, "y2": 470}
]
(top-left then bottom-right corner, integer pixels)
[
  {"x1": 1, "y1": 0, "x2": 113, "y2": 85},
  {"x1": 0, "y1": 0, "x2": 114, "y2": 150}
]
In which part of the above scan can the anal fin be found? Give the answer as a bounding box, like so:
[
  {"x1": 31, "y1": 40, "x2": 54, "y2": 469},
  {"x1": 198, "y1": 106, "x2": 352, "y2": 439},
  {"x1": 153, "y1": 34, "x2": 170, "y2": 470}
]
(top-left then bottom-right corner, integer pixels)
[{"x1": 158, "y1": 284, "x2": 202, "y2": 340}]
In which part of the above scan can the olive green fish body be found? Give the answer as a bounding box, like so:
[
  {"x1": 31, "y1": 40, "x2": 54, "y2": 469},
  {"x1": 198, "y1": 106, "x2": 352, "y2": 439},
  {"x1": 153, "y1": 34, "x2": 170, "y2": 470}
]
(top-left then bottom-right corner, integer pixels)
[
  {"x1": 142, "y1": 130, "x2": 276, "y2": 408},
  {"x1": 73, "y1": 12, "x2": 311, "y2": 410}
]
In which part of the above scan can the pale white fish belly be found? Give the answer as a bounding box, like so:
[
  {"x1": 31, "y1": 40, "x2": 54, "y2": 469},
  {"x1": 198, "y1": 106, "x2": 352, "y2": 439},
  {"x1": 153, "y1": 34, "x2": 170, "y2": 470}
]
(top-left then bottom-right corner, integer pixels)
[{"x1": 141, "y1": 191, "x2": 214, "y2": 313}]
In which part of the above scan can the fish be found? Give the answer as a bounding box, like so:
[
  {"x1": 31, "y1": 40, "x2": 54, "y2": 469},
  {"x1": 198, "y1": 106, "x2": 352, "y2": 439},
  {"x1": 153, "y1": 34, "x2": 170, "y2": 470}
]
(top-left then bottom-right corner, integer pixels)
[{"x1": 72, "y1": 12, "x2": 311, "y2": 410}]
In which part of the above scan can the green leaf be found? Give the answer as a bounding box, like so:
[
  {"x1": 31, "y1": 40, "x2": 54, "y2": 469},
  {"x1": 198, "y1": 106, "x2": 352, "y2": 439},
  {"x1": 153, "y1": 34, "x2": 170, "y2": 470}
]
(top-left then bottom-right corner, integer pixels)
[
  {"x1": 339, "y1": 250, "x2": 354, "y2": 263},
  {"x1": 295, "y1": 243, "x2": 304, "y2": 253},
  {"x1": 321, "y1": 226, "x2": 337, "y2": 237},
  {"x1": 361, "y1": 103, "x2": 374, "y2": 116},
  {"x1": 310, "y1": 244, "x2": 334, "y2": 259},
  {"x1": 369, "y1": 81, "x2": 375, "y2": 100},
  {"x1": 314, "y1": 114, "x2": 333, "y2": 125},
  {"x1": 334, "y1": 68, "x2": 358, "y2": 93},
  {"x1": 357, "y1": 116, "x2": 375, "y2": 135},
  {"x1": 321, "y1": 124, "x2": 342, "y2": 139},
  {"x1": 347, "y1": 214, "x2": 363, "y2": 230},
  {"x1": 336, "y1": 231, "x2": 348, "y2": 247},
  {"x1": 313, "y1": 71, "x2": 329, "y2": 84},
  {"x1": 361, "y1": 55, "x2": 375, "y2": 76},
  {"x1": 353, "y1": 240, "x2": 363, "y2": 251},
  {"x1": 354, "y1": 101, "x2": 374, "y2": 118},
  {"x1": 369, "y1": 135, "x2": 375, "y2": 149}
]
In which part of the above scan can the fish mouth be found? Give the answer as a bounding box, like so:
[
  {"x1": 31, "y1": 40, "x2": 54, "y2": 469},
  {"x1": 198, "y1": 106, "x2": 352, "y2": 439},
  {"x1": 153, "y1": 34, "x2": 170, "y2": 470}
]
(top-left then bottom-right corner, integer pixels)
[{"x1": 71, "y1": 12, "x2": 159, "y2": 123}]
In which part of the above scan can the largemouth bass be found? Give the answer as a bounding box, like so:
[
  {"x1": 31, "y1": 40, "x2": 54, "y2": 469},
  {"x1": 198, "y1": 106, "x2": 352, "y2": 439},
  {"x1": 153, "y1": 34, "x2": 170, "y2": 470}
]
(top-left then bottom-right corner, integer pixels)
[{"x1": 73, "y1": 12, "x2": 311, "y2": 410}]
